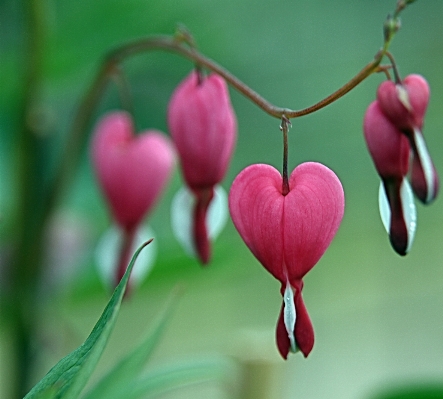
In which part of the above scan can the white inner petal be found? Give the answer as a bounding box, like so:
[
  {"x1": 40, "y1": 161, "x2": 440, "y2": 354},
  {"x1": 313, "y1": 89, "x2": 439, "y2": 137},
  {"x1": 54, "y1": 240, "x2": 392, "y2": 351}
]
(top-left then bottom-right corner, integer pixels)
[
  {"x1": 413, "y1": 128, "x2": 435, "y2": 203},
  {"x1": 94, "y1": 224, "x2": 157, "y2": 288},
  {"x1": 400, "y1": 178, "x2": 417, "y2": 253},
  {"x1": 283, "y1": 282, "x2": 297, "y2": 353},
  {"x1": 170, "y1": 185, "x2": 228, "y2": 257},
  {"x1": 378, "y1": 182, "x2": 391, "y2": 235},
  {"x1": 396, "y1": 84, "x2": 412, "y2": 111}
]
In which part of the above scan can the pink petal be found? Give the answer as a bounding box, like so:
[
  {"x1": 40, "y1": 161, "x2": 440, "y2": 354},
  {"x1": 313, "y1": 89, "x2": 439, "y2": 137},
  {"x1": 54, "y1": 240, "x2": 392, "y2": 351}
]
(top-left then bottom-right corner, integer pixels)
[
  {"x1": 284, "y1": 162, "x2": 345, "y2": 282},
  {"x1": 363, "y1": 101, "x2": 410, "y2": 179},
  {"x1": 229, "y1": 164, "x2": 285, "y2": 281}
]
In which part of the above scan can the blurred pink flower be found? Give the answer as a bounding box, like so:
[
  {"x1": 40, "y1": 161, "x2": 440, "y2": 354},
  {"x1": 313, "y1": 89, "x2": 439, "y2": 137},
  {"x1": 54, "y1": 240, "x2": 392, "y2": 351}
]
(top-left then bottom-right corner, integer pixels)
[{"x1": 91, "y1": 111, "x2": 175, "y2": 233}]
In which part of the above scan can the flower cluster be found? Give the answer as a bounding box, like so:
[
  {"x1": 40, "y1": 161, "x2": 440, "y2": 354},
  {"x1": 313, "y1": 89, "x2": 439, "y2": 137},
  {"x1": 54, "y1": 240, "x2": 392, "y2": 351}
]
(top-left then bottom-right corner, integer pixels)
[
  {"x1": 89, "y1": 69, "x2": 437, "y2": 360},
  {"x1": 90, "y1": 70, "x2": 236, "y2": 287},
  {"x1": 363, "y1": 74, "x2": 439, "y2": 255}
]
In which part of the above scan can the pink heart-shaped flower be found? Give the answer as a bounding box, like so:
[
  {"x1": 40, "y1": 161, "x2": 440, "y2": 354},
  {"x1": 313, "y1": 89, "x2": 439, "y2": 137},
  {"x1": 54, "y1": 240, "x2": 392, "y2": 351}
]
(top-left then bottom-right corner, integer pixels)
[
  {"x1": 91, "y1": 111, "x2": 175, "y2": 232},
  {"x1": 228, "y1": 162, "x2": 344, "y2": 285},
  {"x1": 229, "y1": 162, "x2": 344, "y2": 358}
]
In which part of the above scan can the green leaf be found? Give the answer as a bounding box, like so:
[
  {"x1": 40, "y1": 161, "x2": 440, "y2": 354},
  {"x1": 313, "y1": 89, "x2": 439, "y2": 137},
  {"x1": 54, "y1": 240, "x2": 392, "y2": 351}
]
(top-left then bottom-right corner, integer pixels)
[
  {"x1": 101, "y1": 357, "x2": 236, "y2": 399},
  {"x1": 24, "y1": 239, "x2": 153, "y2": 399},
  {"x1": 82, "y1": 287, "x2": 180, "y2": 399}
]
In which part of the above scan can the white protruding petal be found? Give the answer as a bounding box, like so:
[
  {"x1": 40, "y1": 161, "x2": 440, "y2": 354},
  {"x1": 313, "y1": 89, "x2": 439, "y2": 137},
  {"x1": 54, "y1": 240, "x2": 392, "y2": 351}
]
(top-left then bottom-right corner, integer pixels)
[
  {"x1": 283, "y1": 282, "x2": 297, "y2": 354},
  {"x1": 400, "y1": 178, "x2": 417, "y2": 253},
  {"x1": 378, "y1": 179, "x2": 417, "y2": 253},
  {"x1": 94, "y1": 224, "x2": 156, "y2": 288},
  {"x1": 378, "y1": 182, "x2": 391, "y2": 235},
  {"x1": 396, "y1": 84, "x2": 412, "y2": 111},
  {"x1": 171, "y1": 185, "x2": 228, "y2": 257},
  {"x1": 413, "y1": 128, "x2": 436, "y2": 203}
]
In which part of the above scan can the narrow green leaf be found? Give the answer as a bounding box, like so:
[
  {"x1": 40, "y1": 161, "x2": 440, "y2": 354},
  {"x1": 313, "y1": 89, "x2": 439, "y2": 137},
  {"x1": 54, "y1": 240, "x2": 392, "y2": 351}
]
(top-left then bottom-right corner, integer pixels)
[
  {"x1": 24, "y1": 240, "x2": 153, "y2": 399},
  {"x1": 109, "y1": 357, "x2": 237, "y2": 399},
  {"x1": 82, "y1": 287, "x2": 180, "y2": 399}
]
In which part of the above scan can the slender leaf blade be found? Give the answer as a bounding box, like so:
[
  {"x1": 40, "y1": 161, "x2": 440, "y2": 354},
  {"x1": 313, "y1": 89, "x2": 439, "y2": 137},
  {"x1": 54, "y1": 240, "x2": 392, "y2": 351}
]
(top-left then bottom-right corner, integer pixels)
[
  {"x1": 24, "y1": 240, "x2": 153, "y2": 399},
  {"x1": 82, "y1": 287, "x2": 180, "y2": 399},
  {"x1": 95, "y1": 357, "x2": 236, "y2": 399}
]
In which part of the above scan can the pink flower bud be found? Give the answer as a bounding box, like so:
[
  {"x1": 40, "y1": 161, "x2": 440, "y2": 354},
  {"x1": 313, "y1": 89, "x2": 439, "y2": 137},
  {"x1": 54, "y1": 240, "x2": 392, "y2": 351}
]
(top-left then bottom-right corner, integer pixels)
[
  {"x1": 229, "y1": 162, "x2": 344, "y2": 358},
  {"x1": 168, "y1": 71, "x2": 237, "y2": 190},
  {"x1": 91, "y1": 111, "x2": 175, "y2": 233},
  {"x1": 168, "y1": 71, "x2": 237, "y2": 264}
]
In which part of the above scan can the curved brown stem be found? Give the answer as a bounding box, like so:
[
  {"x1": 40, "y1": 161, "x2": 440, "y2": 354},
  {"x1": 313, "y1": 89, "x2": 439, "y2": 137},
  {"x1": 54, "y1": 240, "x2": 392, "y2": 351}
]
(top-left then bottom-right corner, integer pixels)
[{"x1": 280, "y1": 116, "x2": 291, "y2": 195}]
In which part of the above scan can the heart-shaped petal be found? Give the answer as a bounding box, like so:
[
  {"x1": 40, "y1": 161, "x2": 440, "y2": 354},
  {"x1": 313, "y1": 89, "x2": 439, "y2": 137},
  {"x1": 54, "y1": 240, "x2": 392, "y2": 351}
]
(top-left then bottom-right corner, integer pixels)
[
  {"x1": 228, "y1": 162, "x2": 344, "y2": 284},
  {"x1": 91, "y1": 111, "x2": 175, "y2": 231}
]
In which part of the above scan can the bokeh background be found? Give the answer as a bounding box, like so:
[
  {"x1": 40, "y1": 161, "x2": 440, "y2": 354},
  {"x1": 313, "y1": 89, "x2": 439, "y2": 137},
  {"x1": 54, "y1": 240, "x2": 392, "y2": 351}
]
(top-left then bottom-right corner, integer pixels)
[{"x1": 1, "y1": 0, "x2": 443, "y2": 398}]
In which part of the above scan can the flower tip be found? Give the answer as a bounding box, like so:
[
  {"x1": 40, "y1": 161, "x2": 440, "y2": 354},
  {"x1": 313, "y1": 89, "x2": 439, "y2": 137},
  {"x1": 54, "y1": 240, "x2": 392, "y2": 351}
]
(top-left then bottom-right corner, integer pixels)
[
  {"x1": 410, "y1": 129, "x2": 439, "y2": 205},
  {"x1": 378, "y1": 179, "x2": 416, "y2": 255}
]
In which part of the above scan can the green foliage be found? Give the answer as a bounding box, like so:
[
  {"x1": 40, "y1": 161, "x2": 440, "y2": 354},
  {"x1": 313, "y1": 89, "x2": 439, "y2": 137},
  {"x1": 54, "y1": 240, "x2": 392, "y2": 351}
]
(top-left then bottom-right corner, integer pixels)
[
  {"x1": 81, "y1": 288, "x2": 179, "y2": 399},
  {"x1": 24, "y1": 240, "x2": 152, "y2": 399},
  {"x1": 87, "y1": 357, "x2": 235, "y2": 399},
  {"x1": 372, "y1": 385, "x2": 443, "y2": 399}
]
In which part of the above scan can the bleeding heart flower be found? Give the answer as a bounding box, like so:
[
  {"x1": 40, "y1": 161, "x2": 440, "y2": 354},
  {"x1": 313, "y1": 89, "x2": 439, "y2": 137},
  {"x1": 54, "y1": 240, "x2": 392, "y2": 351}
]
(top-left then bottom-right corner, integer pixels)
[
  {"x1": 168, "y1": 71, "x2": 237, "y2": 264},
  {"x1": 91, "y1": 111, "x2": 175, "y2": 286},
  {"x1": 91, "y1": 111, "x2": 175, "y2": 233},
  {"x1": 229, "y1": 162, "x2": 344, "y2": 358},
  {"x1": 377, "y1": 74, "x2": 439, "y2": 204},
  {"x1": 363, "y1": 101, "x2": 416, "y2": 255}
]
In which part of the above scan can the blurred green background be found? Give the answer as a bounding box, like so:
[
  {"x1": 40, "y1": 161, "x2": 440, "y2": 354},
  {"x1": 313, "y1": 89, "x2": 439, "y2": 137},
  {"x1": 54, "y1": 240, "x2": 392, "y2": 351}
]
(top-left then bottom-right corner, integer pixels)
[{"x1": 1, "y1": 0, "x2": 443, "y2": 398}]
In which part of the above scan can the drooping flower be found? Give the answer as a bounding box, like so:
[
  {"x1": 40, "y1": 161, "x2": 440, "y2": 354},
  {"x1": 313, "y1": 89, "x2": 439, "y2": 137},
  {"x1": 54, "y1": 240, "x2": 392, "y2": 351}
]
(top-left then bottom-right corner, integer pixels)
[
  {"x1": 168, "y1": 70, "x2": 237, "y2": 264},
  {"x1": 363, "y1": 74, "x2": 438, "y2": 255},
  {"x1": 229, "y1": 162, "x2": 345, "y2": 358},
  {"x1": 376, "y1": 74, "x2": 439, "y2": 204},
  {"x1": 91, "y1": 111, "x2": 174, "y2": 285},
  {"x1": 363, "y1": 101, "x2": 416, "y2": 255}
]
